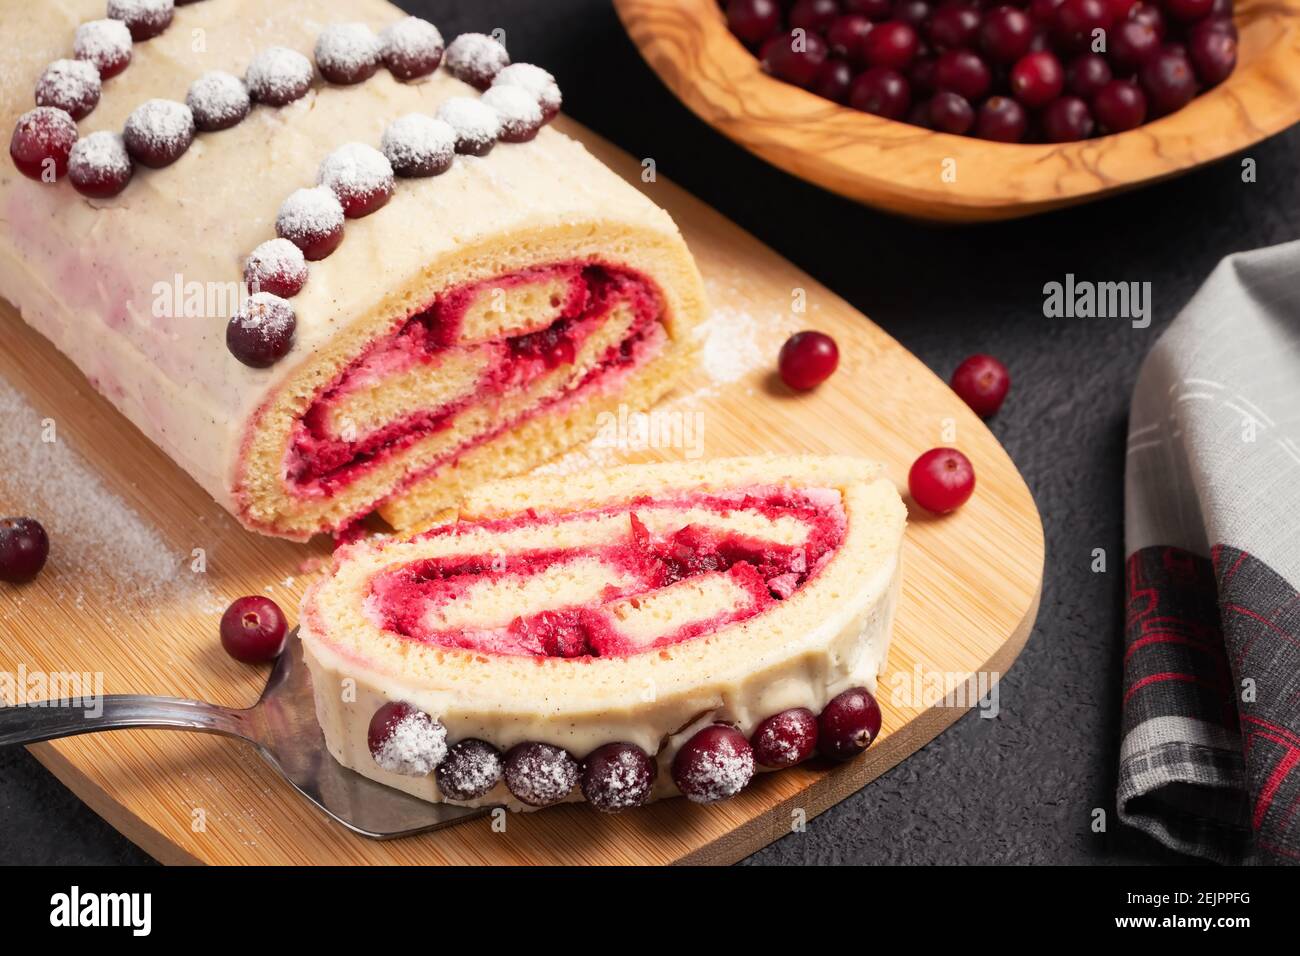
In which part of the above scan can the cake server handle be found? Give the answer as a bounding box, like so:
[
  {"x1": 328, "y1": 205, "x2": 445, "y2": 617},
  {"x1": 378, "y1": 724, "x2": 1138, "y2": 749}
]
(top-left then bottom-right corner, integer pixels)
[{"x1": 0, "y1": 695, "x2": 254, "y2": 747}]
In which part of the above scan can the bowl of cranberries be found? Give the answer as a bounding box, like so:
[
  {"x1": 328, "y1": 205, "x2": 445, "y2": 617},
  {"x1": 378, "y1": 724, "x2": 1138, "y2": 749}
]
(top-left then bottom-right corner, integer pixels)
[{"x1": 613, "y1": 0, "x2": 1300, "y2": 219}]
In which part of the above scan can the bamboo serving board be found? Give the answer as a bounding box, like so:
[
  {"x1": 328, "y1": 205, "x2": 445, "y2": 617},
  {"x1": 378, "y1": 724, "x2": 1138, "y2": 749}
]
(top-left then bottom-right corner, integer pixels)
[
  {"x1": 0, "y1": 119, "x2": 1043, "y2": 865},
  {"x1": 614, "y1": 0, "x2": 1300, "y2": 221}
]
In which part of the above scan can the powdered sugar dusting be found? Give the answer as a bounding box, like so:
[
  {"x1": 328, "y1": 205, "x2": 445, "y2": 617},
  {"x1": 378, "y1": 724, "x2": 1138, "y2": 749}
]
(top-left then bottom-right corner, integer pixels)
[
  {"x1": 374, "y1": 711, "x2": 447, "y2": 775},
  {"x1": 108, "y1": 0, "x2": 173, "y2": 18},
  {"x1": 696, "y1": 305, "x2": 765, "y2": 384},
  {"x1": 124, "y1": 99, "x2": 194, "y2": 151},
  {"x1": 381, "y1": 112, "x2": 455, "y2": 176},
  {"x1": 493, "y1": 63, "x2": 561, "y2": 117},
  {"x1": 678, "y1": 737, "x2": 754, "y2": 802},
  {"x1": 381, "y1": 16, "x2": 443, "y2": 61},
  {"x1": 481, "y1": 84, "x2": 541, "y2": 125},
  {"x1": 73, "y1": 19, "x2": 132, "y2": 72},
  {"x1": 68, "y1": 131, "x2": 131, "y2": 181},
  {"x1": 186, "y1": 71, "x2": 250, "y2": 129},
  {"x1": 314, "y1": 22, "x2": 379, "y2": 74},
  {"x1": 443, "y1": 32, "x2": 509, "y2": 88},
  {"x1": 318, "y1": 142, "x2": 393, "y2": 197},
  {"x1": 245, "y1": 46, "x2": 314, "y2": 104},
  {"x1": 277, "y1": 186, "x2": 344, "y2": 237},
  {"x1": 244, "y1": 239, "x2": 306, "y2": 293},
  {"x1": 35, "y1": 59, "x2": 101, "y2": 114},
  {"x1": 437, "y1": 97, "x2": 499, "y2": 145}
]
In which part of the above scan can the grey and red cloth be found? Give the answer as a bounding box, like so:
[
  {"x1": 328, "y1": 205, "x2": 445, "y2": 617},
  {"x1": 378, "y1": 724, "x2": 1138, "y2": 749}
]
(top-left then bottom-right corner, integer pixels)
[{"x1": 1122, "y1": 240, "x2": 1300, "y2": 864}]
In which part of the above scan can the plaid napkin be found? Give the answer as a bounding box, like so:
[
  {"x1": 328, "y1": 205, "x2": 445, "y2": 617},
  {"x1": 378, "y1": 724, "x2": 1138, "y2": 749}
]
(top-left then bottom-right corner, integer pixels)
[{"x1": 1122, "y1": 240, "x2": 1300, "y2": 865}]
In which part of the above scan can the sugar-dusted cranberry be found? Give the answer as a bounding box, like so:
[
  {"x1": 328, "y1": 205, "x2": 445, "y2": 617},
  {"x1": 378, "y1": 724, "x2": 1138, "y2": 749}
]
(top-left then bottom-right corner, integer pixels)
[
  {"x1": 438, "y1": 97, "x2": 502, "y2": 156},
  {"x1": 245, "y1": 47, "x2": 314, "y2": 107},
  {"x1": 318, "y1": 142, "x2": 394, "y2": 218},
  {"x1": 580, "y1": 742, "x2": 658, "y2": 812},
  {"x1": 107, "y1": 0, "x2": 174, "y2": 42},
  {"x1": 951, "y1": 354, "x2": 1010, "y2": 417},
  {"x1": 0, "y1": 517, "x2": 49, "y2": 584},
  {"x1": 68, "y1": 130, "x2": 133, "y2": 198},
  {"x1": 762, "y1": 29, "x2": 830, "y2": 87},
  {"x1": 812, "y1": 59, "x2": 855, "y2": 102},
  {"x1": 74, "y1": 19, "x2": 133, "y2": 79},
  {"x1": 672, "y1": 724, "x2": 755, "y2": 803},
  {"x1": 219, "y1": 595, "x2": 287, "y2": 663},
  {"x1": 817, "y1": 687, "x2": 882, "y2": 760},
  {"x1": 243, "y1": 238, "x2": 307, "y2": 298},
  {"x1": 850, "y1": 66, "x2": 912, "y2": 118},
  {"x1": 1009, "y1": 50, "x2": 1064, "y2": 107},
  {"x1": 980, "y1": 6, "x2": 1034, "y2": 63},
  {"x1": 790, "y1": 0, "x2": 841, "y2": 32},
  {"x1": 778, "y1": 330, "x2": 839, "y2": 390},
  {"x1": 927, "y1": 4, "x2": 981, "y2": 50},
  {"x1": 35, "y1": 59, "x2": 102, "y2": 121},
  {"x1": 1188, "y1": 18, "x2": 1236, "y2": 86},
  {"x1": 1140, "y1": 47, "x2": 1198, "y2": 114},
  {"x1": 827, "y1": 15, "x2": 875, "y2": 64},
  {"x1": 382, "y1": 113, "x2": 456, "y2": 177},
  {"x1": 276, "y1": 186, "x2": 345, "y2": 260},
  {"x1": 493, "y1": 63, "x2": 562, "y2": 121},
  {"x1": 928, "y1": 90, "x2": 974, "y2": 134},
  {"x1": 1166, "y1": 0, "x2": 1215, "y2": 20},
  {"x1": 123, "y1": 98, "x2": 194, "y2": 168},
  {"x1": 227, "y1": 292, "x2": 297, "y2": 368},
  {"x1": 909, "y1": 447, "x2": 976, "y2": 513},
  {"x1": 10, "y1": 107, "x2": 78, "y2": 181},
  {"x1": 975, "y1": 94, "x2": 1028, "y2": 141},
  {"x1": 436, "y1": 738, "x2": 503, "y2": 800},
  {"x1": 849, "y1": 0, "x2": 895, "y2": 18},
  {"x1": 1129, "y1": 3, "x2": 1167, "y2": 36},
  {"x1": 444, "y1": 32, "x2": 510, "y2": 90},
  {"x1": 863, "y1": 20, "x2": 919, "y2": 70},
  {"x1": 727, "y1": 0, "x2": 784, "y2": 46},
  {"x1": 1109, "y1": 18, "x2": 1162, "y2": 71},
  {"x1": 503, "y1": 742, "x2": 579, "y2": 807},
  {"x1": 367, "y1": 701, "x2": 447, "y2": 776},
  {"x1": 186, "y1": 71, "x2": 250, "y2": 132},
  {"x1": 379, "y1": 17, "x2": 444, "y2": 82},
  {"x1": 1053, "y1": 0, "x2": 1114, "y2": 51},
  {"x1": 1093, "y1": 79, "x2": 1147, "y2": 131},
  {"x1": 893, "y1": 0, "x2": 933, "y2": 28},
  {"x1": 482, "y1": 84, "x2": 545, "y2": 142},
  {"x1": 751, "y1": 708, "x2": 819, "y2": 768},
  {"x1": 935, "y1": 49, "x2": 991, "y2": 99},
  {"x1": 314, "y1": 22, "x2": 380, "y2": 85},
  {"x1": 1066, "y1": 53, "x2": 1111, "y2": 98}
]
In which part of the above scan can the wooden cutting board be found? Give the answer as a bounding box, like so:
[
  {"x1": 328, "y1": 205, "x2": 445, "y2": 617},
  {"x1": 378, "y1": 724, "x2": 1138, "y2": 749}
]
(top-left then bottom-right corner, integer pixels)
[{"x1": 0, "y1": 119, "x2": 1044, "y2": 865}]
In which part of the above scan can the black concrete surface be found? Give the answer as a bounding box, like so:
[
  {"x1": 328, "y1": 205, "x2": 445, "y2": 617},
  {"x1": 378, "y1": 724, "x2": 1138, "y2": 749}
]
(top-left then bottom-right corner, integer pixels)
[{"x1": 4, "y1": 0, "x2": 1296, "y2": 865}]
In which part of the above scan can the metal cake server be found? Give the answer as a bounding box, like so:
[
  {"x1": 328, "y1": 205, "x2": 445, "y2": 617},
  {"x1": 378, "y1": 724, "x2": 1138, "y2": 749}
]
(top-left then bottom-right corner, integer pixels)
[{"x1": 0, "y1": 629, "x2": 486, "y2": 839}]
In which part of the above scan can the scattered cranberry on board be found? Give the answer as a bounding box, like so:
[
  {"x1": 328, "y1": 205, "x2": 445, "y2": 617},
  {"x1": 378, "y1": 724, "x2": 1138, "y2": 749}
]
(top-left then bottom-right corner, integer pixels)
[
  {"x1": 951, "y1": 353, "x2": 1011, "y2": 416},
  {"x1": 0, "y1": 516, "x2": 50, "y2": 584},
  {"x1": 909, "y1": 447, "x2": 976, "y2": 513},
  {"x1": 725, "y1": 0, "x2": 1238, "y2": 141},
  {"x1": 778, "y1": 330, "x2": 839, "y2": 389},
  {"x1": 219, "y1": 595, "x2": 288, "y2": 663}
]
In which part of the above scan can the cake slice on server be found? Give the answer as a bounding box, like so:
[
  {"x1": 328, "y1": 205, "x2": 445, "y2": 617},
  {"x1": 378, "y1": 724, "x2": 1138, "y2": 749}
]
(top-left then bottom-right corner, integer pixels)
[
  {"x1": 0, "y1": 0, "x2": 704, "y2": 541},
  {"x1": 300, "y1": 456, "x2": 907, "y2": 812}
]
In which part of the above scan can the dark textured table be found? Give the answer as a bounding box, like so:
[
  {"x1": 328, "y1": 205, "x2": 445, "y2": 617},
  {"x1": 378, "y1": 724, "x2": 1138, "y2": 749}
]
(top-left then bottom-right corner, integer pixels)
[{"x1": 4, "y1": 0, "x2": 1297, "y2": 866}]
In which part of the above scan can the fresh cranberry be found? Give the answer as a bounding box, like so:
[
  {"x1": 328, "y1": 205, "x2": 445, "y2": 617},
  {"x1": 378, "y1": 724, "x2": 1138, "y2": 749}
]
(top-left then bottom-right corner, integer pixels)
[
  {"x1": 1093, "y1": 78, "x2": 1147, "y2": 130},
  {"x1": 975, "y1": 94, "x2": 1028, "y2": 140},
  {"x1": 909, "y1": 447, "x2": 976, "y2": 513},
  {"x1": 849, "y1": 0, "x2": 896, "y2": 19},
  {"x1": 1165, "y1": 0, "x2": 1215, "y2": 20},
  {"x1": 827, "y1": 14, "x2": 875, "y2": 64},
  {"x1": 1053, "y1": 0, "x2": 1114, "y2": 50},
  {"x1": 1009, "y1": 50, "x2": 1064, "y2": 106},
  {"x1": 927, "y1": 4, "x2": 982, "y2": 49},
  {"x1": 790, "y1": 0, "x2": 841, "y2": 32},
  {"x1": 1128, "y1": 3, "x2": 1167, "y2": 37},
  {"x1": 276, "y1": 186, "x2": 345, "y2": 260},
  {"x1": 1109, "y1": 18, "x2": 1162, "y2": 71},
  {"x1": 951, "y1": 354, "x2": 1010, "y2": 416},
  {"x1": 503, "y1": 742, "x2": 579, "y2": 807},
  {"x1": 35, "y1": 60, "x2": 102, "y2": 121},
  {"x1": 893, "y1": 0, "x2": 933, "y2": 28},
  {"x1": 443, "y1": 33, "x2": 510, "y2": 90},
  {"x1": 68, "y1": 131, "x2": 134, "y2": 198},
  {"x1": 1106, "y1": 0, "x2": 1139, "y2": 18},
  {"x1": 850, "y1": 66, "x2": 912, "y2": 118},
  {"x1": 244, "y1": 238, "x2": 308, "y2": 298},
  {"x1": 580, "y1": 742, "x2": 658, "y2": 812},
  {"x1": 380, "y1": 17, "x2": 445, "y2": 81},
  {"x1": 123, "y1": 99, "x2": 195, "y2": 168},
  {"x1": 1065, "y1": 52, "x2": 1111, "y2": 98},
  {"x1": 671, "y1": 724, "x2": 755, "y2": 803},
  {"x1": 367, "y1": 702, "x2": 447, "y2": 775},
  {"x1": 107, "y1": 0, "x2": 173, "y2": 41},
  {"x1": 818, "y1": 687, "x2": 883, "y2": 760},
  {"x1": 74, "y1": 19, "x2": 133, "y2": 79},
  {"x1": 227, "y1": 293, "x2": 296, "y2": 367},
  {"x1": 863, "y1": 20, "x2": 920, "y2": 69},
  {"x1": 935, "y1": 49, "x2": 992, "y2": 99},
  {"x1": 9, "y1": 108, "x2": 77, "y2": 181},
  {"x1": 812, "y1": 59, "x2": 855, "y2": 102},
  {"x1": 1188, "y1": 18, "x2": 1236, "y2": 86},
  {"x1": 219, "y1": 595, "x2": 287, "y2": 663},
  {"x1": 926, "y1": 90, "x2": 974, "y2": 134},
  {"x1": 1140, "y1": 47, "x2": 1198, "y2": 114},
  {"x1": 435, "y1": 738, "x2": 502, "y2": 800},
  {"x1": 980, "y1": 6, "x2": 1034, "y2": 62},
  {"x1": 314, "y1": 22, "x2": 381, "y2": 85},
  {"x1": 778, "y1": 330, "x2": 839, "y2": 389},
  {"x1": 727, "y1": 0, "x2": 784, "y2": 45},
  {"x1": 751, "y1": 708, "x2": 819, "y2": 767},
  {"x1": 1030, "y1": 0, "x2": 1065, "y2": 21},
  {"x1": 317, "y1": 142, "x2": 394, "y2": 218},
  {"x1": 0, "y1": 517, "x2": 49, "y2": 583},
  {"x1": 763, "y1": 29, "x2": 830, "y2": 87}
]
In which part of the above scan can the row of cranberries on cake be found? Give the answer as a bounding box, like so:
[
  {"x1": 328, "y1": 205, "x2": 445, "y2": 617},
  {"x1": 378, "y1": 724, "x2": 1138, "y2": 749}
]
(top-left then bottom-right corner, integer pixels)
[
  {"x1": 365, "y1": 686, "x2": 883, "y2": 811},
  {"x1": 228, "y1": 37, "x2": 561, "y2": 369},
  {"x1": 724, "y1": 0, "x2": 1237, "y2": 142}
]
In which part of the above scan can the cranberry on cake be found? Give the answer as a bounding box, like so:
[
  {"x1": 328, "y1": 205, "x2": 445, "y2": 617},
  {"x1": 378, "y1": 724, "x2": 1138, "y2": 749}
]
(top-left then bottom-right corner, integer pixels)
[
  {"x1": 0, "y1": 0, "x2": 705, "y2": 541},
  {"x1": 300, "y1": 456, "x2": 907, "y2": 812}
]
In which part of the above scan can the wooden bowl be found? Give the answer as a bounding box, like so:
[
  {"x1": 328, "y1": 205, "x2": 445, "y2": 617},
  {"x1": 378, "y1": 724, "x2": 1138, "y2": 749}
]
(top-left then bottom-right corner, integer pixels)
[{"x1": 613, "y1": 0, "x2": 1300, "y2": 221}]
